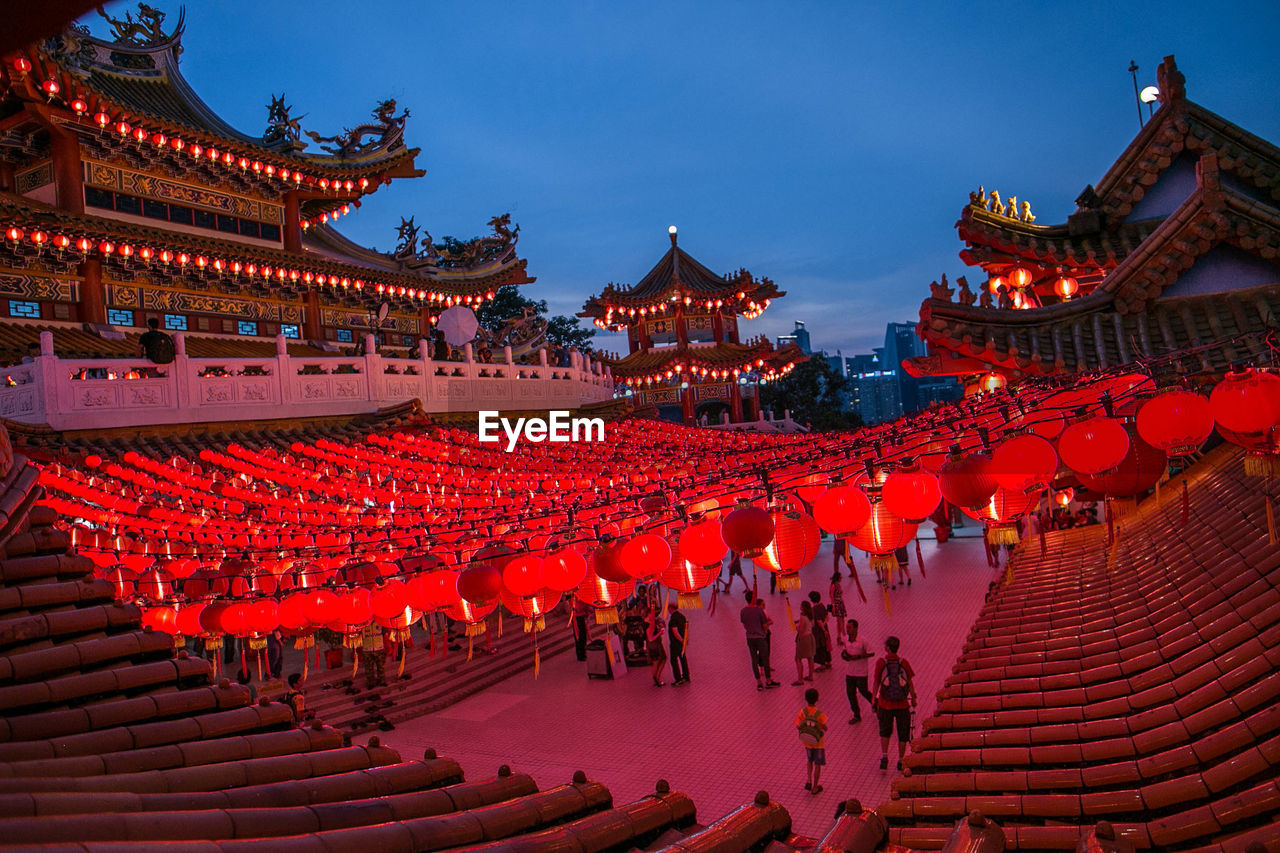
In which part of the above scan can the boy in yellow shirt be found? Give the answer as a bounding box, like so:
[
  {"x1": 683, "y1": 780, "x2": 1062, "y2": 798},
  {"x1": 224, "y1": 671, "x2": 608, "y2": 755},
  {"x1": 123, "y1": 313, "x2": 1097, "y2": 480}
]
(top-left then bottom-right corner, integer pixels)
[{"x1": 794, "y1": 687, "x2": 828, "y2": 794}]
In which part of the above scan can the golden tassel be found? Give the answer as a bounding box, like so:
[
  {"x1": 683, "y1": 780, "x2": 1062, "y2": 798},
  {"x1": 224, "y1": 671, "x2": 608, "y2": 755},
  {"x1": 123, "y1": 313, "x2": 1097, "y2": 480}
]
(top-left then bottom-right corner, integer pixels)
[
  {"x1": 784, "y1": 595, "x2": 795, "y2": 631},
  {"x1": 248, "y1": 637, "x2": 268, "y2": 652},
  {"x1": 467, "y1": 636, "x2": 474, "y2": 661},
  {"x1": 1154, "y1": 472, "x2": 1161, "y2": 507},
  {"x1": 497, "y1": 609, "x2": 503, "y2": 638},
  {"x1": 398, "y1": 647, "x2": 406, "y2": 678},
  {"x1": 987, "y1": 524, "x2": 1020, "y2": 546},
  {"x1": 534, "y1": 646, "x2": 541, "y2": 679},
  {"x1": 678, "y1": 592, "x2": 704, "y2": 609},
  {"x1": 302, "y1": 650, "x2": 308, "y2": 681},
  {"x1": 594, "y1": 606, "x2": 619, "y2": 625},
  {"x1": 1268, "y1": 500, "x2": 1277, "y2": 546},
  {"x1": 523, "y1": 617, "x2": 534, "y2": 634},
  {"x1": 352, "y1": 652, "x2": 359, "y2": 680},
  {"x1": 464, "y1": 621, "x2": 487, "y2": 637},
  {"x1": 777, "y1": 573, "x2": 801, "y2": 592},
  {"x1": 881, "y1": 585, "x2": 891, "y2": 614}
]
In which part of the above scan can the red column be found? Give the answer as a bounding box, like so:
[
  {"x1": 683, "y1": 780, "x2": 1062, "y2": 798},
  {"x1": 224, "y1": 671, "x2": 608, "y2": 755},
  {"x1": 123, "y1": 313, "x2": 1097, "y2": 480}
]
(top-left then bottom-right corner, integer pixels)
[
  {"x1": 303, "y1": 290, "x2": 322, "y2": 340},
  {"x1": 711, "y1": 311, "x2": 724, "y2": 344},
  {"x1": 730, "y1": 381, "x2": 744, "y2": 423},
  {"x1": 78, "y1": 258, "x2": 105, "y2": 324},
  {"x1": 283, "y1": 191, "x2": 302, "y2": 252},
  {"x1": 48, "y1": 125, "x2": 83, "y2": 213},
  {"x1": 675, "y1": 305, "x2": 688, "y2": 347},
  {"x1": 681, "y1": 383, "x2": 695, "y2": 425}
]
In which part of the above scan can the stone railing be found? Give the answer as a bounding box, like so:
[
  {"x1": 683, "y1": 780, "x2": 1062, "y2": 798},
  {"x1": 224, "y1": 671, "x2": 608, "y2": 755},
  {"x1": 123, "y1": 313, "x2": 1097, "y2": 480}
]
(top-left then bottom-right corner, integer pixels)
[{"x1": 0, "y1": 331, "x2": 614, "y2": 431}]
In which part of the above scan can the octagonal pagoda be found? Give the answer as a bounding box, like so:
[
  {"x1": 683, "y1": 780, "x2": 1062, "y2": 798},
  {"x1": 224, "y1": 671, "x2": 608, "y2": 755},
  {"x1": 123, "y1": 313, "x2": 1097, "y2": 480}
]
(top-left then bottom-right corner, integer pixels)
[{"x1": 582, "y1": 228, "x2": 803, "y2": 424}]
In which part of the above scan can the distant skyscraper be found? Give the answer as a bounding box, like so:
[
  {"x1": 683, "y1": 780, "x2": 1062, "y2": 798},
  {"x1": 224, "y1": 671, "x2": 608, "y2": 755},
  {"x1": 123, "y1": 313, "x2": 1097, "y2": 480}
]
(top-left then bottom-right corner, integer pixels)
[
  {"x1": 844, "y1": 322, "x2": 960, "y2": 423},
  {"x1": 777, "y1": 321, "x2": 811, "y2": 354}
]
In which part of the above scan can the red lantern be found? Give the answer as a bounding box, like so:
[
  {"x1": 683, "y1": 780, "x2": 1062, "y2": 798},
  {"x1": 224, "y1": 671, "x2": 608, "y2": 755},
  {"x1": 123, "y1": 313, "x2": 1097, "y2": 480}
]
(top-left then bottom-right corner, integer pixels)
[
  {"x1": 499, "y1": 588, "x2": 561, "y2": 631},
  {"x1": 1009, "y1": 267, "x2": 1033, "y2": 288},
  {"x1": 1077, "y1": 433, "x2": 1167, "y2": 499},
  {"x1": 1053, "y1": 487, "x2": 1074, "y2": 508},
  {"x1": 370, "y1": 580, "x2": 408, "y2": 620},
  {"x1": 277, "y1": 593, "x2": 309, "y2": 632},
  {"x1": 591, "y1": 539, "x2": 631, "y2": 583},
  {"x1": 755, "y1": 507, "x2": 821, "y2": 590},
  {"x1": 880, "y1": 464, "x2": 941, "y2": 523},
  {"x1": 937, "y1": 451, "x2": 998, "y2": 510},
  {"x1": 619, "y1": 533, "x2": 672, "y2": 580},
  {"x1": 542, "y1": 548, "x2": 588, "y2": 592},
  {"x1": 991, "y1": 434, "x2": 1058, "y2": 494},
  {"x1": 678, "y1": 517, "x2": 728, "y2": 567},
  {"x1": 141, "y1": 605, "x2": 178, "y2": 635},
  {"x1": 457, "y1": 563, "x2": 502, "y2": 606},
  {"x1": 1136, "y1": 390, "x2": 1213, "y2": 456},
  {"x1": 661, "y1": 553, "x2": 719, "y2": 609},
  {"x1": 721, "y1": 502, "x2": 775, "y2": 557},
  {"x1": 961, "y1": 487, "x2": 1036, "y2": 545},
  {"x1": 1054, "y1": 276, "x2": 1079, "y2": 299},
  {"x1": 1058, "y1": 416, "x2": 1129, "y2": 475},
  {"x1": 303, "y1": 589, "x2": 340, "y2": 626},
  {"x1": 502, "y1": 554, "x2": 543, "y2": 598},
  {"x1": 812, "y1": 485, "x2": 871, "y2": 535},
  {"x1": 245, "y1": 599, "x2": 279, "y2": 635},
  {"x1": 219, "y1": 601, "x2": 252, "y2": 637},
  {"x1": 849, "y1": 500, "x2": 916, "y2": 557},
  {"x1": 1210, "y1": 368, "x2": 1280, "y2": 436},
  {"x1": 574, "y1": 574, "x2": 634, "y2": 625}
]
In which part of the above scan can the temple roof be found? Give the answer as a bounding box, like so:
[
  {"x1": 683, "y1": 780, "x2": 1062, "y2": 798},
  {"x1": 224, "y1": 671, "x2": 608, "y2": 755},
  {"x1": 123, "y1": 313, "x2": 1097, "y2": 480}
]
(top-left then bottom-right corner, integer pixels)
[
  {"x1": 580, "y1": 231, "x2": 782, "y2": 323},
  {"x1": 8, "y1": 6, "x2": 423, "y2": 180},
  {"x1": 601, "y1": 339, "x2": 804, "y2": 382},
  {"x1": 0, "y1": 190, "x2": 527, "y2": 304}
]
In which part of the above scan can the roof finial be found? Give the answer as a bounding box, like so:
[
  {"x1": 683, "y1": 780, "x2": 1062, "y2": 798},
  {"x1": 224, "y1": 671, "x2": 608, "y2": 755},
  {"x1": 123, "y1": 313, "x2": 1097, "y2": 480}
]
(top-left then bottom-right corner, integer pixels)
[{"x1": 668, "y1": 225, "x2": 677, "y2": 247}]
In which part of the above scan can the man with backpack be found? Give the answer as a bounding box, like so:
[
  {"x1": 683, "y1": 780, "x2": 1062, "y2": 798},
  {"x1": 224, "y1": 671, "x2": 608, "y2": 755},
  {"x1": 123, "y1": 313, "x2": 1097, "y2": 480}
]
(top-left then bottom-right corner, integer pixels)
[
  {"x1": 794, "y1": 687, "x2": 828, "y2": 794},
  {"x1": 138, "y1": 317, "x2": 175, "y2": 366},
  {"x1": 872, "y1": 635, "x2": 917, "y2": 771}
]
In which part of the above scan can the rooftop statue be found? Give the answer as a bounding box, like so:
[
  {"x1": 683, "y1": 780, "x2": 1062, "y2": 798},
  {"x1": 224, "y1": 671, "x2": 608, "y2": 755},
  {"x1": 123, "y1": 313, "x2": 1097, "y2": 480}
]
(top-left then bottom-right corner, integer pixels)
[
  {"x1": 97, "y1": 3, "x2": 183, "y2": 47},
  {"x1": 929, "y1": 273, "x2": 954, "y2": 302},
  {"x1": 305, "y1": 98, "x2": 409, "y2": 159},
  {"x1": 957, "y1": 275, "x2": 976, "y2": 306},
  {"x1": 263, "y1": 93, "x2": 306, "y2": 147}
]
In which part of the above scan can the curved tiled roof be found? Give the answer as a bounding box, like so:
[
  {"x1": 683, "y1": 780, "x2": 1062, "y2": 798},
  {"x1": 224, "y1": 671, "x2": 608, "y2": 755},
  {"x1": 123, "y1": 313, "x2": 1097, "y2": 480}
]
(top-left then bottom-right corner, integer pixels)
[
  {"x1": 600, "y1": 340, "x2": 802, "y2": 378},
  {"x1": 879, "y1": 443, "x2": 1280, "y2": 852}
]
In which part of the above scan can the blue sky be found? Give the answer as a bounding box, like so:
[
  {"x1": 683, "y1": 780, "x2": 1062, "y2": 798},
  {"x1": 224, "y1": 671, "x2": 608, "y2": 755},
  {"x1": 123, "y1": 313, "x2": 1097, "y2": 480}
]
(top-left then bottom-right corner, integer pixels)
[{"x1": 97, "y1": 1, "x2": 1280, "y2": 357}]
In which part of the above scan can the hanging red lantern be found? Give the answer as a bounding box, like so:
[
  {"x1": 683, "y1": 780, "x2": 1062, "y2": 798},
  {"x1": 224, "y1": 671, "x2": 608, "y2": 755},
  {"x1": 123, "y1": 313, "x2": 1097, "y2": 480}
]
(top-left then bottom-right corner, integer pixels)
[
  {"x1": 542, "y1": 548, "x2": 588, "y2": 592},
  {"x1": 848, "y1": 499, "x2": 917, "y2": 586},
  {"x1": 447, "y1": 599, "x2": 496, "y2": 639},
  {"x1": 1136, "y1": 389, "x2": 1213, "y2": 456},
  {"x1": 369, "y1": 580, "x2": 408, "y2": 621},
  {"x1": 1054, "y1": 276, "x2": 1079, "y2": 299},
  {"x1": 302, "y1": 588, "x2": 341, "y2": 626},
  {"x1": 991, "y1": 434, "x2": 1059, "y2": 494},
  {"x1": 678, "y1": 516, "x2": 728, "y2": 567},
  {"x1": 245, "y1": 598, "x2": 279, "y2": 636},
  {"x1": 1053, "y1": 487, "x2": 1074, "y2": 508},
  {"x1": 1058, "y1": 416, "x2": 1130, "y2": 475},
  {"x1": 720, "y1": 501, "x2": 775, "y2": 557},
  {"x1": 141, "y1": 605, "x2": 178, "y2": 635},
  {"x1": 880, "y1": 464, "x2": 941, "y2": 523},
  {"x1": 812, "y1": 484, "x2": 871, "y2": 536},
  {"x1": 502, "y1": 554, "x2": 543, "y2": 598},
  {"x1": 1077, "y1": 433, "x2": 1167, "y2": 499},
  {"x1": 961, "y1": 487, "x2": 1036, "y2": 545},
  {"x1": 277, "y1": 593, "x2": 309, "y2": 632},
  {"x1": 457, "y1": 563, "x2": 502, "y2": 606},
  {"x1": 1009, "y1": 267, "x2": 1033, "y2": 288},
  {"x1": 574, "y1": 574, "x2": 634, "y2": 625},
  {"x1": 499, "y1": 588, "x2": 561, "y2": 632},
  {"x1": 1210, "y1": 368, "x2": 1280, "y2": 436},
  {"x1": 591, "y1": 538, "x2": 631, "y2": 583},
  {"x1": 619, "y1": 533, "x2": 672, "y2": 580},
  {"x1": 937, "y1": 450, "x2": 998, "y2": 510},
  {"x1": 661, "y1": 552, "x2": 719, "y2": 610},
  {"x1": 755, "y1": 506, "x2": 821, "y2": 590}
]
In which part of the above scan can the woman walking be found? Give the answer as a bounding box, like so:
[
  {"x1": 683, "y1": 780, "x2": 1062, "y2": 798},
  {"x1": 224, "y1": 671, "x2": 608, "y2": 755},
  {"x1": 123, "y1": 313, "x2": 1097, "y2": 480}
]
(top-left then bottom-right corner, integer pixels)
[
  {"x1": 793, "y1": 599, "x2": 816, "y2": 685},
  {"x1": 829, "y1": 571, "x2": 848, "y2": 647},
  {"x1": 646, "y1": 608, "x2": 668, "y2": 686}
]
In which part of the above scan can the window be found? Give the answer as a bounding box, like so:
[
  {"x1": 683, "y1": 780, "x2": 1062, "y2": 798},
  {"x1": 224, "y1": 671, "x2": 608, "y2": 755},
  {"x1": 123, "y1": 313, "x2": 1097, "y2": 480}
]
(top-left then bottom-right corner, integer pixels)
[
  {"x1": 142, "y1": 199, "x2": 168, "y2": 220},
  {"x1": 196, "y1": 316, "x2": 211, "y2": 331},
  {"x1": 401, "y1": 334, "x2": 414, "y2": 347},
  {"x1": 114, "y1": 193, "x2": 142, "y2": 216},
  {"x1": 237, "y1": 320, "x2": 259, "y2": 336},
  {"x1": 336, "y1": 329, "x2": 353, "y2": 343},
  {"x1": 280, "y1": 324, "x2": 300, "y2": 339},
  {"x1": 238, "y1": 220, "x2": 261, "y2": 239},
  {"x1": 85, "y1": 186, "x2": 114, "y2": 209},
  {"x1": 80, "y1": 189, "x2": 280, "y2": 242},
  {"x1": 259, "y1": 223, "x2": 281, "y2": 242},
  {"x1": 8, "y1": 300, "x2": 39, "y2": 318},
  {"x1": 217, "y1": 215, "x2": 239, "y2": 235},
  {"x1": 193, "y1": 209, "x2": 216, "y2": 229},
  {"x1": 167, "y1": 204, "x2": 194, "y2": 226},
  {"x1": 108, "y1": 308, "x2": 134, "y2": 326},
  {"x1": 163, "y1": 313, "x2": 187, "y2": 331}
]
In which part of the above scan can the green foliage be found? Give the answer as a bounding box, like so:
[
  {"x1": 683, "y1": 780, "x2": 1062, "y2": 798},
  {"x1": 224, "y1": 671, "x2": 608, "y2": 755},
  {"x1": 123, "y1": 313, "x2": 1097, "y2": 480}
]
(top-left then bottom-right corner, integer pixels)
[
  {"x1": 758, "y1": 357, "x2": 862, "y2": 432},
  {"x1": 475, "y1": 286, "x2": 596, "y2": 353},
  {"x1": 547, "y1": 314, "x2": 596, "y2": 352}
]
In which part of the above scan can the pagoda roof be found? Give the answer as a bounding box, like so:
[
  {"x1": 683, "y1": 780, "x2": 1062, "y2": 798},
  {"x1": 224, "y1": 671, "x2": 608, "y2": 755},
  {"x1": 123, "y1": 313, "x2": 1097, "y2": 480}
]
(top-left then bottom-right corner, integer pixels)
[
  {"x1": 580, "y1": 232, "x2": 782, "y2": 322},
  {"x1": 600, "y1": 339, "x2": 804, "y2": 382},
  {"x1": 0, "y1": 190, "x2": 530, "y2": 305},
  {"x1": 8, "y1": 7, "x2": 423, "y2": 181}
]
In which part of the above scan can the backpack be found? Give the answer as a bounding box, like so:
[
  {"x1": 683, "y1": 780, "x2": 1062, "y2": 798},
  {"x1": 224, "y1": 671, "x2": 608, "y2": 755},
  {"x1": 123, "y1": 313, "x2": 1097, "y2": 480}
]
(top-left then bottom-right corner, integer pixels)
[
  {"x1": 797, "y1": 708, "x2": 825, "y2": 747},
  {"x1": 143, "y1": 332, "x2": 175, "y2": 364},
  {"x1": 881, "y1": 658, "x2": 909, "y2": 703},
  {"x1": 286, "y1": 689, "x2": 305, "y2": 720}
]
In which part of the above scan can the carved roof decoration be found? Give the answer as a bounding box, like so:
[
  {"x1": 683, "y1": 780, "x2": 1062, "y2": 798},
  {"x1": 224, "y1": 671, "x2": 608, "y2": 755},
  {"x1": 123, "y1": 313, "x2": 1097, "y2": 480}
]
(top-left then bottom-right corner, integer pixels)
[
  {"x1": 0, "y1": 192, "x2": 529, "y2": 306},
  {"x1": 580, "y1": 232, "x2": 783, "y2": 324},
  {"x1": 4, "y1": 4, "x2": 424, "y2": 184}
]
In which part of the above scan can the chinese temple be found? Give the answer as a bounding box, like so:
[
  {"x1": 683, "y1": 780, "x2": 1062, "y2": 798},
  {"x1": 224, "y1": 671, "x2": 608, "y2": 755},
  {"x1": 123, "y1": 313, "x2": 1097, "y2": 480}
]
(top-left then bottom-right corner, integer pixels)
[
  {"x1": 0, "y1": 6, "x2": 531, "y2": 353},
  {"x1": 581, "y1": 227, "x2": 803, "y2": 424},
  {"x1": 909, "y1": 56, "x2": 1280, "y2": 388}
]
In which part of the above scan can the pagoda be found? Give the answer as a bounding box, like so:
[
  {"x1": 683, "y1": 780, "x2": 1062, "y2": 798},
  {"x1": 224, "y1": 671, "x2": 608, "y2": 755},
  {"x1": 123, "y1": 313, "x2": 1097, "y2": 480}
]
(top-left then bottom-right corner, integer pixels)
[
  {"x1": 908, "y1": 56, "x2": 1280, "y2": 388},
  {"x1": 0, "y1": 5, "x2": 532, "y2": 352},
  {"x1": 581, "y1": 227, "x2": 803, "y2": 424}
]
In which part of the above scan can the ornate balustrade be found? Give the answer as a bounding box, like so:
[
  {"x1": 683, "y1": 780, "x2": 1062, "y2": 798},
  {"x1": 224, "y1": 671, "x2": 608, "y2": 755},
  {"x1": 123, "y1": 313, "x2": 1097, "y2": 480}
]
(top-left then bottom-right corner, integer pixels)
[{"x1": 0, "y1": 331, "x2": 614, "y2": 430}]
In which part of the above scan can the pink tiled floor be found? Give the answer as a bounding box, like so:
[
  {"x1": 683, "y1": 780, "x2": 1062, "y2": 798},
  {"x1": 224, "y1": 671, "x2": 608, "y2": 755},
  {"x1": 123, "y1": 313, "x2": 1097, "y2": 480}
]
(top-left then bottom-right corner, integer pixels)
[{"x1": 385, "y1": 536, "x2": 1001, "y2": 838}]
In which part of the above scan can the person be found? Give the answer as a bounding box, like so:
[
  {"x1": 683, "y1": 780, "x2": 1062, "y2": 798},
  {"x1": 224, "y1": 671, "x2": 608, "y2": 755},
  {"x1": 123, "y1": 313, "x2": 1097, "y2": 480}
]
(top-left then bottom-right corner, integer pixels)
[
  {"x1": 795, "y1": 687, "x2": 828, "y2": 795},
  {"x1": 793, "y1": 599, "x2": 816, "y2": 685},
  {"x1": 236, "y1": 667, "x2": 258, "y2": 702},
  {"x1": 358, "y1": 623, "x2": 387, "y2": 689},
  {"x1": 841, "y1": 619, "x2": 874, "y2": 723},
  {"x1": 432, "y1": 330, "x2": 449, "y2": 361},
  {"x1": 721, "y1": 551, "x2": 749, "y2": 594},
  {"x1": 20, "y1": 342, "x2": 39, "y2": 363},
  {"x1": 893, "y1": 545, "x2": 912, "y2": 588},
  {"x1": 646, "y1": 608, "x2": 668, "y2": 686},
  {"x1": 740, "y1": 590, "x2": 779, "y2": 691},
  {"x1": 571, "y1": 596, "x2": 591, "y2": 661},
  {"x1": 809, "y1": 591, "x2": 831, "y2": 671},
  {"x1": 829, "y1": 572, "x2": 848, "y2": 647},
  {"x1": 138, "y1": 317, "x2": 175, "y2": 364},
  {"x1": 285, "y1": 672, "x2": 310, "y2": 722},
  {"x1": 266, "y1": 629, "x2": 284, "y2": 680},
  {"x1": 872, "y1": 635, "x2": 918, "y2": 771},
  {"x1": 667, "y1": 603, "x2": 690, "y2": 685}
]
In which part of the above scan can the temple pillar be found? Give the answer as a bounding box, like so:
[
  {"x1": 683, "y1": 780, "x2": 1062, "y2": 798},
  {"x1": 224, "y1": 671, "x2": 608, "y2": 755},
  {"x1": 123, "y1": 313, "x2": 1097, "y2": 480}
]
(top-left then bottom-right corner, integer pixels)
[
  {"x1": 48, "y1": 124, "x2": 84, "y2": 213},
  {"x1": 675, "y1": 305, "x2": 688, "y2": 347},
  {"x1": 283, "y1": 191, "x2": 303, "y2": 252},
  {"x1": 419, "y1": 304, "x2": 434, "y2": 343},
  {"x1": 681, "y1": 383, "x2": 694, "y2": 425},
  {"x1": 730, "y1": 381, "x2": 744, "y2": 423},
  {"x1": 302, "y1": 290, "x2": 322, "y2": 340},
  {"x1": 711, "y1": 311, "x2": 724, "y2": 344},
  {"x1": 77, "y1": 258, "x2": 105, "y2": 324}
]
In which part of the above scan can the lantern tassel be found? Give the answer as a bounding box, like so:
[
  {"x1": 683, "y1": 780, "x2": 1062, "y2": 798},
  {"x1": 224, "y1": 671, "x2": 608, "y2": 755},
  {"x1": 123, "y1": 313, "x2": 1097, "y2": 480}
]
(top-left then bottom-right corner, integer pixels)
[
  {"x1": 533, "y1": 633, "x2": 541, "y2": 680},
  {"x1": 784, "y1": 595, "x2": 795, "y2": 632},
  {"x1": 984, "y1": 533, "x2": 995, "y2": 567},
  {"x1": 467, "y1": 636, "x2": 473, "y2": 661},
  {"x1": 1182, "y1": 479, "x2": 1189, "y2": 526},
  {"x1": 256, "y1": 648, "x2": 263, "y2": 683},
  {"x1": 302, "y1": 650, "x2": 308, "y2": 682},
  {"x1": 1106, "y1": 500, "x2": 1115, "y2": 548},
  {"x1": 1268, "y1": 499, "x2": 1277, "y2": 547},
  {"x1": 678, "y1": 592, "x2": 704, "y2": 610},
  {"x1": 497, "y1": 609, "x2": 503, "y2": 639},
  {"x1": 398, "y1": 644, "x2": 406, "y2": 678},
  {"x1": 351, "y1": 651, "x2": 359, "y2": 680},
  {"x1": 850, "y1": 560, "x2": 867, "y2": 603},
  {"x1": 914, "y1": 538, "x2": 926, "y2": 578},
  {"x1": 240, "y1": 645, "x2": 247, "y2": 680},
  {"x1": 881, "y1": 585, "x2": 891, "y2": 615}
]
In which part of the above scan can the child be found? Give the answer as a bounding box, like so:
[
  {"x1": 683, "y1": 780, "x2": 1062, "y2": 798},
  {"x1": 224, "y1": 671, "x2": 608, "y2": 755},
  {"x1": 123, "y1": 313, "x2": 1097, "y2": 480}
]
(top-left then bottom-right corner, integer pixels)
[
  {"x1": 285, "y1": 672, "x2": 307, "y2": 722},
  {"x1": 795, "y1": 687, "x2": 828, "y2": 794}
]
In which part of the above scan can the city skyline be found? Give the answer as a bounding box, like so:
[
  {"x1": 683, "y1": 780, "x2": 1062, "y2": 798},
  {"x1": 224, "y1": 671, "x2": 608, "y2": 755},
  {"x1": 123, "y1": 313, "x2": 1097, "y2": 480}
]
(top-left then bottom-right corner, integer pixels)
[{"x1": 94, "y1": 0, "x2": 1280, "y2": 355}]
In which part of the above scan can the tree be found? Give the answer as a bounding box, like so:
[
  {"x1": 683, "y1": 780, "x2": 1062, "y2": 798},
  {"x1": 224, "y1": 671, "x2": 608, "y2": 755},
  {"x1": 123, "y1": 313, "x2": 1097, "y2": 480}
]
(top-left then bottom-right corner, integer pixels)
[
  {"x1": 474, "y1": 286, "x2": 596, "y2": 353},
  {"x1": 546, "y1": 314, "x2": 596, "y2": 352},
  {"x1": 758, "y1": 357, "x2": 861, "y2": 431}
]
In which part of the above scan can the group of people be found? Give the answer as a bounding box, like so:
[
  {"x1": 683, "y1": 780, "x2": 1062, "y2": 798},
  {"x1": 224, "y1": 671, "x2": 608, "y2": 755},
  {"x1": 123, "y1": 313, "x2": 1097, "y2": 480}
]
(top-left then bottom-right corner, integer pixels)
[{"x1": 574, "y1": 587, "x2": 690, "y2": 686}]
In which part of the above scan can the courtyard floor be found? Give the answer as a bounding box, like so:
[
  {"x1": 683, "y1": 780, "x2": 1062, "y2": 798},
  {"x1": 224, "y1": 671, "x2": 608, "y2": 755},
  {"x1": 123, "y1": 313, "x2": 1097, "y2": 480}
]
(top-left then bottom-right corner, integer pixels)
[{"x1": 384, "y1": 534, "x2": 1000, "y2": 839}]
